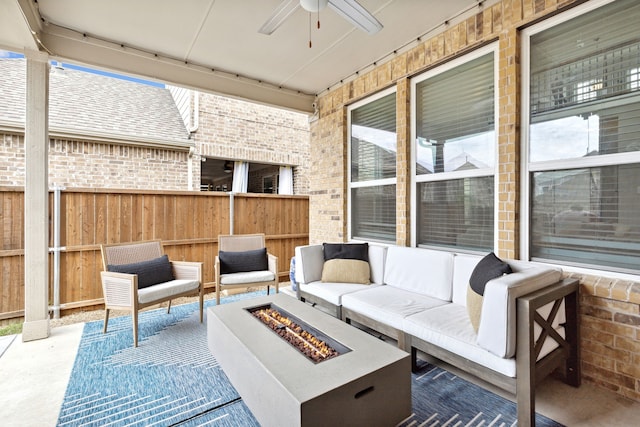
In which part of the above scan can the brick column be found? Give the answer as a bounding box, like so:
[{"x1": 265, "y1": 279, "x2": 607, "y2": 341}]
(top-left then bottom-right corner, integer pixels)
[
  {"x1": 496, "y1": 27, "x2": 520, "y2": 259},
  {"x1": 396, "y1": 78, "x2": 411, "y2": 247}
]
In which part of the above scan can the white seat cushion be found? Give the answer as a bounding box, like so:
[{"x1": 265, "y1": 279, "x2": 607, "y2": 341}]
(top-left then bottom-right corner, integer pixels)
[
  {"x1": 220, "y1": 270, "x2": 275, "y2": 285},
  {"x1": 137, "y1": 279, "x2": 199, "y2": 304},
  {"x1": 404, "y1": 303, "x2": 566, "y2": 378},
  {"x1": 384, "y1": 247, "x2": 454, "y2": 301},
  {"x1": 403, "y1": 304, "x2": 517, "y2": 378},
  {"x1": 341, "y1": 286, "x2": 448, "y2": 330},
  {"x1": 299, "y1": 281, "x2": 379, "y2": 306}
]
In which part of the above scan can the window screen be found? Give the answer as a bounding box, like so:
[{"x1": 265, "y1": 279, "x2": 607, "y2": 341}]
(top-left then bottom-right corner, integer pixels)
[
  {"x1": 351, "y1": 93, "x2": 397, "y2": 182},
  {"x1": 417, "y1": 177, "x2": 494, "y2": 251},
  {"x1": 349, "y1": 91, "x2": 397, "y2": 242},
  {"x1": 529, "y1": 0, "x2": 640, "y2": 162},
  {"x1": 527, "y1": 0, "x2": 640, "y2": 273},
  {"x1": 414, "y1": 49, "x2": 496, "y2": 252},
  {"x1": 351, "y1": 185, "x2": 396, "y2": 242},
  {"x1": 415, "y1": 53, "x2": 495, "y2": 174}
]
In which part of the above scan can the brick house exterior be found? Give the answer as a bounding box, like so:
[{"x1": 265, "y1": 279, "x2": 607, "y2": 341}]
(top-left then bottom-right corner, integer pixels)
[
  {"x1": 0, "y1": 59, "x2": 310, "y2": 193},
  {"x1": 309, "y1": 0, "x2": 640, "y2": 403},
  {"x1": 188, "y1": 91, "x2": 310, "y2": 195}
]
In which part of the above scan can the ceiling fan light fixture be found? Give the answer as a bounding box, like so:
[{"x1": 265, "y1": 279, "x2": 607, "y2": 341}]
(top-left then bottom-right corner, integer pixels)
[
  {"x1": 300, "y1": 0, "x2": 329, "y2": 12},
  {"x1": 259, "y1": 0, "x2": 382, "y2": 36}
]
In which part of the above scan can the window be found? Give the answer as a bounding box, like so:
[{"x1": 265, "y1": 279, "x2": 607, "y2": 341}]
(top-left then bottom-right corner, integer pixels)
[
  {"x1": 412, "y1": 46, "x2": 497, "y2": 251},
  {"x1": 263, "y1": 176, "x2": 275, "y2": 193},
  {"x1": 348, "y1": 89, "x2": 397, "y2": 242},
  {"x1": 200, "y1": 159, "x2": 287, "y2": 194},
  {"x1": 524, "y1": 0, "x2": 640, "y2": 273}
]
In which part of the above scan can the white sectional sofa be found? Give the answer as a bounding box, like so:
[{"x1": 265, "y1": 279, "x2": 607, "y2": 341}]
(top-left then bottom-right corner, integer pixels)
[{"x1": 292, "y1": 244, "x2": 580, "y2": 427}]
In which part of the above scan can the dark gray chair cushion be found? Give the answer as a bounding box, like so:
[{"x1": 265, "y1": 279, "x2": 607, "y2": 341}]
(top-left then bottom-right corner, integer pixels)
[
  {"x1": 219, "y1": 248, "x2": 268, "y2": 274},
  {"x1": 107, "y1": 254, "x2": 174, "y2": 289}
]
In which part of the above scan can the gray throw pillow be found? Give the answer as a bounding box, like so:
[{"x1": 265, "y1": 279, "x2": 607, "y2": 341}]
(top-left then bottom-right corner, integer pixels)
[{"x1": 107, "y1": 254, "x2": 174, "y2": 289}]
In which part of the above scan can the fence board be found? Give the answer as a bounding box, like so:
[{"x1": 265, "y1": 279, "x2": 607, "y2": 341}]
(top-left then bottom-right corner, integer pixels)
[
  {"x1": 95, "y1": 193, "x2": 107, "y2": 244},
  {"x1": 0, "y1": 188, "x2": 308, "y2": 320}
]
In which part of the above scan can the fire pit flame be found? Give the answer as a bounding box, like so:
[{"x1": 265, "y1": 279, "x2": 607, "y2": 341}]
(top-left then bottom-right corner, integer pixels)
[{"x1": 248, "y1": 304, "x2": 349, "y2": 363}]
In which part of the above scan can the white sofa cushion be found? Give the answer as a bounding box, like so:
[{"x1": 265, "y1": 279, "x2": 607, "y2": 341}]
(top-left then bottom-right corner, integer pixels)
[
  {"x1": 299, "y1": 282, "x2": 381, "y2": 306},
  {"x1": 341, "y1": 286, "x2": 449, "y2": 330},
  {"x1": 384, "y1": 247, "x2": 454, "y2": 301},
  {"x1": 137, "y1": 279, "x2": 199, "y2": 304},
  {"x1": 367, "y1": 244, "x2": 387, "y2": 285},
  {"x1": 294, "y1": 245, "x2": 324, "y2": 284},
  {"x1": 451, "y1": 253, "x2": 482, "y2": 305},
  {"x1": 477, "y1": 263, "x2": 562, "y2": 358}
]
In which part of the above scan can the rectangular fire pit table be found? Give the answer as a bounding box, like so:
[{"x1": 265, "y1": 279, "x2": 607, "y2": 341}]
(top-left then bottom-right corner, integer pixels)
[{"x1": 207, "y1": 294, "x2": 411, "y2": 427}]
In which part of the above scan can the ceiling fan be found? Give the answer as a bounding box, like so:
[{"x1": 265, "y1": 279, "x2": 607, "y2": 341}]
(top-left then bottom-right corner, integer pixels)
[{"x1": 259, "y1": 0, "x2": 383, "y2": 36}]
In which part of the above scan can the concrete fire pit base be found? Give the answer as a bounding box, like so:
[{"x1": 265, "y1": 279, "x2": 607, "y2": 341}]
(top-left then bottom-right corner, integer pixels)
[{"x1": 207, "y1": 294, "x2": 411, "y2": 427}]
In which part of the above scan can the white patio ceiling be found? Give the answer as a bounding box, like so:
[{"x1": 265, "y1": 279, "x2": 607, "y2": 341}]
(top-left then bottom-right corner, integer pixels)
[{"x1": 1, "y1": 0, "x2": 489, "y2": 113}]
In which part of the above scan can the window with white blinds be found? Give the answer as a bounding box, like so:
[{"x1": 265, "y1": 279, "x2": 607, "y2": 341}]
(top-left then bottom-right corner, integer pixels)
[
  {"x1": 526, "y1": 0, "x2": 640, "y2": 273},
  {"x1": 413, "y1": 46, "x2": 496, "y2": 251},
  {"x1": 349, "y1": 89, "x2": 396, "y2": 242}
]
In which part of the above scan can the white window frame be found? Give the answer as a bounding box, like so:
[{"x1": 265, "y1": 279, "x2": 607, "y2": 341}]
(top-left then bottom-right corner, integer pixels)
[
  {"x1": 347, "y1": 86, "x2": 397, "y2": 243},
  {"x1": 410, "y1": 43, "x2": 499, "y2": 250},
  {"x1": 631, "y1": 68, "x2": 640, "y2": 90},
  {"x1": 520, "y1": 0, "x2": 640, "y2": 279}
]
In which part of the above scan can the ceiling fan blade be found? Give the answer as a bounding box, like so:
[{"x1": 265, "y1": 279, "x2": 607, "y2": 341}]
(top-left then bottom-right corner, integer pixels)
[
  {"x1": 259, "y1": 0, "x2": 301, "y2": 35},
  {"x1": 328, "y1": 0, "x2": 383, "y2": 34}
]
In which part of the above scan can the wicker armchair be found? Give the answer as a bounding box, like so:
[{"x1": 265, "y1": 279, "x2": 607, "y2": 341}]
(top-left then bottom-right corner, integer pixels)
[
  {"x1": 100, "y1": 240, "x2": 203, "y2": 347},
  {"x1": 215, "y1": 233, "x2": 278, "y2": 304}
]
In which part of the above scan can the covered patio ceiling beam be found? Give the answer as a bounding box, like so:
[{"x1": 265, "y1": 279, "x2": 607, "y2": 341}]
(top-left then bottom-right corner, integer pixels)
[{"x1": 37, "y1": 24, "x2": 315, "y2": 114}]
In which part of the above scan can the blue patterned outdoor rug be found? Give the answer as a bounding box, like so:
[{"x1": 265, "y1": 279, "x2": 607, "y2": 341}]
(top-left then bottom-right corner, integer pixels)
[
  {"x1": 400, "y1": 361, "x2": 563, "y2": 427},
  {"x1": 58, "y1": 292, "x2": 563, "y2": 426}
]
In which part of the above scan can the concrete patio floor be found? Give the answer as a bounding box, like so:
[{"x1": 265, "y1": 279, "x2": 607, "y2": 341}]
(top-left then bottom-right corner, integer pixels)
[{"x1": 1, "y1": 319, "x2": 639, "y2": 426}]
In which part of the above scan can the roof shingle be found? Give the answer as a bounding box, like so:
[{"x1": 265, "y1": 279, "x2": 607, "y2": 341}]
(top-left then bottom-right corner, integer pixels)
[{"x1": 0, "y1": 59, "x2": 188, "y2": 141}]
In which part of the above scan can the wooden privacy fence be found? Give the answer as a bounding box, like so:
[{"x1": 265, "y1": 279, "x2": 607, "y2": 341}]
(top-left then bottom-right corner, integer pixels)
[{"x1": 0, "y1": 187, "x2": 309, "y2": 321}]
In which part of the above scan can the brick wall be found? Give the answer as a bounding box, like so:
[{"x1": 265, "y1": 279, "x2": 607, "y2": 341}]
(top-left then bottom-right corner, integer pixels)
[
  {"x1": 571, "y1": 272, "x2": 640, "y2": 401},
  {"x1": 2, "y1": 90, "x2": 310, "y2": 194},
  {"x1": 311, "y1": 0, "x2": 640, "y2": 403},
  {"x1": 193, "y1": 93, "x2": 310, "y2": 195},
  {"x1": 48, "y1": 139, "x2": 189, "y2": 189},
  {"x1": 1, "y1": 132, "x2": 189, "y2": 190},
  {"x1": 0, "y1": 133, "x2": 23, "y2": 186}
]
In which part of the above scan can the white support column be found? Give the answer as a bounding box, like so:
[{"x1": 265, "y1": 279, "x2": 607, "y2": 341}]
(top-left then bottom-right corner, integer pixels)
[{"x1": 22, "y1": 51, "x2": 50, "y2": 342}]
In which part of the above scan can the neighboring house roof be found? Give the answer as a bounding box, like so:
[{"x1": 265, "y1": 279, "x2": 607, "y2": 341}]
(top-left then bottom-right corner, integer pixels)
[{"x1": 0, "y1": 58, "x2": 188, "y2": 142}]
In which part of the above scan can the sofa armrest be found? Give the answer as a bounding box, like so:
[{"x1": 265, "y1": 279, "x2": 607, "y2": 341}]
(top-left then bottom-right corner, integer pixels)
[
  {"x1": 477, "y1": 265, "x2": 562, "y2": 358},
  {"x1": 294, "y1": 244, "x2": 324, "y2": 285},
  {"x1": 515, "y1": 278, "x2": 581, "y2": 422}
]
